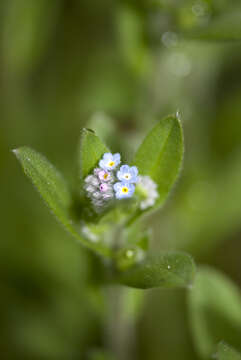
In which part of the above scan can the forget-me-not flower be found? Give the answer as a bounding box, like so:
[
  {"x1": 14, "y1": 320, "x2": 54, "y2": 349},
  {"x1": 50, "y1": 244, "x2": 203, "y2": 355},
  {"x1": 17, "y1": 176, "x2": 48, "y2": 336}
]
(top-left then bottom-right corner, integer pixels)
[
  {"x1": 137, "y1": 175, "x2": 159, "y2": 210},
  {"x1": 94, "y1": 168, "x2": 114, "y2": 183},
  {"x1": 117, "y1": 165, "x2": 138, "y2": 183},
  {"x1": 114, "y1": 182, "x2": 135, "y2": 199},
  {"x1": 84, "y1": 171, "x2": 114, "y2": 212},
  {"x1": 99, "y1": 153, "x2": 121, "y2": 171}
]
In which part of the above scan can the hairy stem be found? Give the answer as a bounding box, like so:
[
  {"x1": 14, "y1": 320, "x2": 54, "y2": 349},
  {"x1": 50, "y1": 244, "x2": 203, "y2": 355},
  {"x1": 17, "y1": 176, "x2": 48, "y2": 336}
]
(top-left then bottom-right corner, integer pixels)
[{"x1": 105, "y1": 286, "x2": 137, "y2": 360}]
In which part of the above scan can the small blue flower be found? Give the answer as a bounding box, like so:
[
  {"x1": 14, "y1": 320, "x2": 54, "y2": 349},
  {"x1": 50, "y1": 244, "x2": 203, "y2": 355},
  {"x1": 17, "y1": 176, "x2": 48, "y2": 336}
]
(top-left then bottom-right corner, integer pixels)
[
  {"x1": 99, "y1": 153, "x2": 121, "y2": 171},
  {"x1": 117, "y1": 165, "x2": 138, "y2": 183},
  {"x1": 114, "y1": 182, "x2": 135, "y2": 199}
]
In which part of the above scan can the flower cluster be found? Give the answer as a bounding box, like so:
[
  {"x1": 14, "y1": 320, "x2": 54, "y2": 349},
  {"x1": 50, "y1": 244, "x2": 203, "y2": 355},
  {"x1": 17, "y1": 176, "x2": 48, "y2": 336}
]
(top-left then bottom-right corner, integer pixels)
[
  {"x1": 137, "y1": 175, "x2": 159, "y2": 210},
  {"x1": 84, "y1": 152, "x2": 158, "y2": 212}
]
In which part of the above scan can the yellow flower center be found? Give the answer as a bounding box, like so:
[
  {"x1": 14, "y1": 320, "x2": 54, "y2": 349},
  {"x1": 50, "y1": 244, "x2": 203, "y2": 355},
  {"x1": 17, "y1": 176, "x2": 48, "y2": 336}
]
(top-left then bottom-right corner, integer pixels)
[
  {"x1": 122, "y1": 187, "x2": 129, "y2": 193},
  {"x1": 104, "y1": 173, "x2": 108, "y2": 180},
  {"x1": 108, "y1": 161, "x2": 115, "y2": 167}
]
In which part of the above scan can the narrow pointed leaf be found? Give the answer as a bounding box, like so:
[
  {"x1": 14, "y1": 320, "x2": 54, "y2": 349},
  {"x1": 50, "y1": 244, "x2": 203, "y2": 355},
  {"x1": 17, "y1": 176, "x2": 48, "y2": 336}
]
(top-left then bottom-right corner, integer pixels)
[
  {"x1": 13, "y1": 146, "x2": 71, "y2": 225},
  {"x1": 13, "y1": 146, "x2": 111, "y2": 257},
  {"x1": 217, "y1": 342, "x2": 241, "y2": 360},
  {"x1": 117, "y1": 251, "x2": 195, "y2": 289},
  {"x1": 133, "y1": 114, "x2": 184, "y2": 209},
  {"x1": 188, "y1": 267, "x2": 241, "y2": 359},
  {"x1": 80, "y1": 128, "x2": 109, "y2": 179}
]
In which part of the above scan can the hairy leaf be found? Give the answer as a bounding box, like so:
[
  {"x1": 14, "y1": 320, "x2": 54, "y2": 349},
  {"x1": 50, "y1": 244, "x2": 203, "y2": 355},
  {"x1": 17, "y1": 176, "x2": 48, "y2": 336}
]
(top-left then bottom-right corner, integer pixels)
[
  {"x1": 80, "y1": 128, "x2": 109, "y2": 179},
  {"x1": 133, "y1": 114, "x2": 183, "y2": 209},
  {"x1": 13, "y1": 146, "x2": 111, "y2": 257},
  {"x1": 118, "y1": 251, "x2": 195, "y2": 289}
]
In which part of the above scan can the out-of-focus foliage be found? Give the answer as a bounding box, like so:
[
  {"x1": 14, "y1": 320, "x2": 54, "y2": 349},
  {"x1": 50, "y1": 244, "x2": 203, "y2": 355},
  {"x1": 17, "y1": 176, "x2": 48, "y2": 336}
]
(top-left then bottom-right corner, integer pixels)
[
  {"x1": 188, "y1": 267, "x2": 241, "y2": 358},
  {"x1": 1, "y1": 0, "x2": 241, "y2": 359},
  {"x1": 217, "y1": 342, "x2": 241, "y2": 360}
]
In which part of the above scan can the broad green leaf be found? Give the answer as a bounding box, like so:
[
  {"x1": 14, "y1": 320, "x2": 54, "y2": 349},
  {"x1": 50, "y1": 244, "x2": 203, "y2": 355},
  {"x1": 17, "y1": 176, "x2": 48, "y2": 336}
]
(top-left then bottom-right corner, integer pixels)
[
  {"x1": 187, "y1": 9, "x2": 241, "y2": 41},
  {"x1": 217, "y1": 342, "x2": 241, "y2": 360},
  {"x1": 133, "y1": 114, "x2": 184, "y2": 209},
  {"x1": 13, "y1": 146, "x2": 111, "y2": 257},
  {"x1": 117, "y1": 251, "x2": 195, "y2": 289},
  {"x1": 188, "y1": 267, "x2": 241, "y2": 359},
  {"x1": 79, "y1": 128, "x2": 109, "y2": 179}
]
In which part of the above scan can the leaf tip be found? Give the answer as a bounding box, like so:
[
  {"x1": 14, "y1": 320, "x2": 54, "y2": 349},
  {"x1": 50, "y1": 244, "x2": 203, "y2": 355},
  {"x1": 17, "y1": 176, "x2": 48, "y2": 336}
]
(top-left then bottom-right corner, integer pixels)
[
  {"x1": 82, "y1": 127, "x2": 96, "y2": 134},
  {"x1": 175, "y1": 109, "x2": 181, "y2": 121}
]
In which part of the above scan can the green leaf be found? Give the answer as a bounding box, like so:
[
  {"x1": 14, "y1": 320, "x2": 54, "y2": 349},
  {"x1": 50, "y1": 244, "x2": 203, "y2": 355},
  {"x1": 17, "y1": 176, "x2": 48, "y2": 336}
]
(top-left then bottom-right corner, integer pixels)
[
  {"x1": 187, "y1": 9, "x2": 241, "y2": 41},
  {"x1": 133, "y1": 114, "x2": 184, "y2": 209},
  {"x1": 188, "y1": 267, "x2": 241, "y2": 359},
  {"x1": 217, "y1": 342, "x2": 241, "y2": 360},
  {"x1": 13, "y1": 146, "x2": 111, "y2": 258},
  {"x1": 117, "y1": 251, "x2": 195, "y2": 289},
  {"x1": 13, "y1": 146, "x2": 72, "y2": 224},
  {"x1": 79, "y1": 128, "x2": 109, "y2": 179}
]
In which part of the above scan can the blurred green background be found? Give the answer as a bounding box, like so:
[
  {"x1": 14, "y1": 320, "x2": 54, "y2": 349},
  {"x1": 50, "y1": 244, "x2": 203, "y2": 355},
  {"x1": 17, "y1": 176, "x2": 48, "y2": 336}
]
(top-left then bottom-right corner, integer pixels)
[{"x1": 1, "y1": 0, "x2": 241, "y2": 359}]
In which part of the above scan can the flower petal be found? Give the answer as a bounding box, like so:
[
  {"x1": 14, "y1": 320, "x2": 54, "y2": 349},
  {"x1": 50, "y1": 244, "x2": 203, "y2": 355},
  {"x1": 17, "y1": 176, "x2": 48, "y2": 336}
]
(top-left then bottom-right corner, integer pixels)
[
  {"x1": 113, "y1": 153, "x2": 121, "y2": 163},
  {"x1": 103, "y1": 153, "x2": 113, "y2": 160},
  {"x1": 131, "y1": 166, "x2": 138, "y2": 176},
  {"x1": 120, "y1": 164, "x2": 129, "y2": 172},
  {"x1": 114, "y1": 182, "x2": 122, "y2": 191}
]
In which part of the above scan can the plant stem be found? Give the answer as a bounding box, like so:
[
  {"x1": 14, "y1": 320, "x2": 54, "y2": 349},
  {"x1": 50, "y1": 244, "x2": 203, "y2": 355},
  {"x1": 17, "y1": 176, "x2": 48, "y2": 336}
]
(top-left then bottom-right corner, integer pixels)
[{"x1": 105, "y1": 286, "x2": 137, "y2": 360}]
